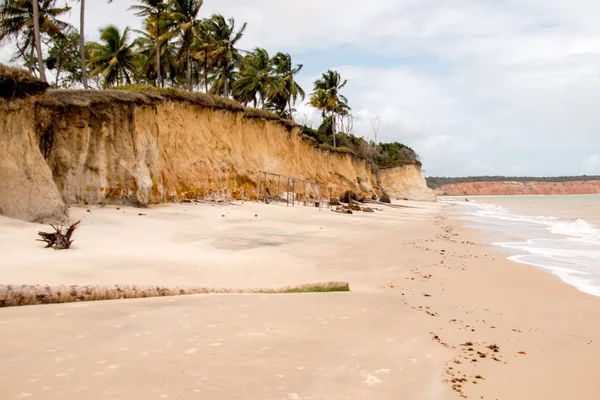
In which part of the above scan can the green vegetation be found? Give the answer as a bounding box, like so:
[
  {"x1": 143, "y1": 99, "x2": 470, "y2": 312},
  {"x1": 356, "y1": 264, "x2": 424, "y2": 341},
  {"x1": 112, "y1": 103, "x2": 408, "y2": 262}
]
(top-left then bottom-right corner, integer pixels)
[
  {"x1": 87, "y1": 25, "x2": 138, "y2": 87},
  {"x1": 0, "y1": 0, "x2": 305, "y2": 119},
  {"x1": 280, "y1": 282, "x2": 350, "y2": 293},
  {"x1": 302, "y1": 122, "x2": 420, "y2": 168},
  {"x1": 427, "y1": 176, "x2": 600, "y2": 189},
  {"x1": 1, "y1": 0, "x2": 418, "y2": 158},
  {"x1": 0, "y1": 0, "x2": 72, "y2": 78},
  {"x1": 309, "y1": 70, "x2": 349, "y2": 147}
]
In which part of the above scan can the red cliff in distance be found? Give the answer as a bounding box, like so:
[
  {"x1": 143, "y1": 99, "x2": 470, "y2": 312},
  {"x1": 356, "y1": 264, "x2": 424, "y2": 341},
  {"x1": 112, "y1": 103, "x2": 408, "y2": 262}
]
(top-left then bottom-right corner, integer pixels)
[{"x1": 436, "y1": 180, "x2": 600, "y2": 196}]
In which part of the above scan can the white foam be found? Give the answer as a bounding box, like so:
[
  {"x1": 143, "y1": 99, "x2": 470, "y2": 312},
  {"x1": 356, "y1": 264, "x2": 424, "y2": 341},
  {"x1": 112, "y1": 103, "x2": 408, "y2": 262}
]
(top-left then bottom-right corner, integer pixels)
[
  {"x1": 451, "y1": 198, "x2": 600, "y2": 297},
  {"x1": 549, "y1": 219, "x2": 600, "y2": 239},
  {"x1": 509, "y1": 255, "x2": 600, "y2": 297}
]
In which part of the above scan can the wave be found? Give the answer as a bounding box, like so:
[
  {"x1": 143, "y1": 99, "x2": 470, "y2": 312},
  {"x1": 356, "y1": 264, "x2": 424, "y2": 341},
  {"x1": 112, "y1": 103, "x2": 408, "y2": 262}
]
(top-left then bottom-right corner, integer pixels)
[
  {"x1": 445, "y1": 199, "x2": 600, "y2": 240},
  {"x1": 445, "y1": 198, "x2": 600, "y2": 297}
]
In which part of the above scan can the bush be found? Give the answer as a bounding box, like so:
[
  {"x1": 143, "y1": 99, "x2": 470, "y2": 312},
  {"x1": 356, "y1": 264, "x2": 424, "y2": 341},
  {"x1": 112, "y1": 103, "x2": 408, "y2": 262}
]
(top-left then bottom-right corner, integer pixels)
[
  {"x1": 302, "y1": 125, "x2": 327, "y2": 144},
  {"x1": 319, "y1": 143, "x2": 354, "y2": 154},
  {"x1": 302, "y1": 125, "x2": 420, "y2": 169},
  {"x1": 375, "y1": 142, "x2": 419, "y2": 168}
]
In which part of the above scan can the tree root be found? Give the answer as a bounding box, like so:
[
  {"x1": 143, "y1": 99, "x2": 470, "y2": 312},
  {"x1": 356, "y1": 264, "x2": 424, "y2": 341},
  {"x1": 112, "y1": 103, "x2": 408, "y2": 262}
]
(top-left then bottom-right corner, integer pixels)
[{"x1": 37, "y1": 221, "x2": 80, "y2": 250}]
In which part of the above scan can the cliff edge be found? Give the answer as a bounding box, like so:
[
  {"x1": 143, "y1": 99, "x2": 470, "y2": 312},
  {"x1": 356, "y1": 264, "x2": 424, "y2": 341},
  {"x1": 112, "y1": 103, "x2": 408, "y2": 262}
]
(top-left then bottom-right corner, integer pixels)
[{"x1": 0, "y1": 68, "x2": 434, "y2": 223}]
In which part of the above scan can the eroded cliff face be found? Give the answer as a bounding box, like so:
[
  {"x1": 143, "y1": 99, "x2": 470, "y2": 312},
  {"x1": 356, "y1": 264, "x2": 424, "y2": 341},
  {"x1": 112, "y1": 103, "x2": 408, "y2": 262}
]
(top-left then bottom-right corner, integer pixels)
[
  {"x1": 0, "y1": 90, "x2": 434, "y2": 223},
  {"x1": 436, "y1": 181, "x2": 600, "y2": 196},
  {"x1": 0, "y1": 99, "x2": 68, "y2": 223},
  {"x1": 378, "y1": 165, "x2": 437, "y2": 201}
]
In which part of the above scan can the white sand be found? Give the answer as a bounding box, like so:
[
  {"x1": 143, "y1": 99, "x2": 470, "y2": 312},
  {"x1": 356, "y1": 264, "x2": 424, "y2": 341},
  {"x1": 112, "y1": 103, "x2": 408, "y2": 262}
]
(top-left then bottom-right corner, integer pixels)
[
  {"x1": 1, "y1": 200, "x2": 599, "y2": 399},
  {"x1": 0, "y1": 201, "x2": 440, "y2": 289}
]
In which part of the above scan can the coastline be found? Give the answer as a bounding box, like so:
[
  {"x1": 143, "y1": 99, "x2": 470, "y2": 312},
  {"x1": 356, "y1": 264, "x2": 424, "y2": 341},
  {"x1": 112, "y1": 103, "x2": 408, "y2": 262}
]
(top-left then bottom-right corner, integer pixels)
[
  {"x1": 0, "y1": 201, "x2": 599, "y2": 399},
  {"x1": 443, "y1": 195, "x2": 600, "y2": 297}
]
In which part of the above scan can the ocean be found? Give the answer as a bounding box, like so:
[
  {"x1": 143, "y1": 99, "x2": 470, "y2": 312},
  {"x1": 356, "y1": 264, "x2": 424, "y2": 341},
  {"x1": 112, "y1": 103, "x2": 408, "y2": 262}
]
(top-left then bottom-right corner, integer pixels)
[{"x1": 442, "y1": 195, "x2": 600, "y2": 297}]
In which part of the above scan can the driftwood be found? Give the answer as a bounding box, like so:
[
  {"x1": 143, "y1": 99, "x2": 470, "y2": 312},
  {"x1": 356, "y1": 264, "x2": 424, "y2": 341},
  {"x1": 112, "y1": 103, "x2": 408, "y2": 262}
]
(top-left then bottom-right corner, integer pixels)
[
  {"x1": 0, "y1": 282, "x2": 350, "y2": 308},
  {"x1": 332, "y1": 204, "x2": 377, "y2": 214},
  {"x1": 37, "y1": 221, "x2": 80, "y2": 250},
  {"x1": 364, "y1": 199, "x2": 418, "y2": 209}
]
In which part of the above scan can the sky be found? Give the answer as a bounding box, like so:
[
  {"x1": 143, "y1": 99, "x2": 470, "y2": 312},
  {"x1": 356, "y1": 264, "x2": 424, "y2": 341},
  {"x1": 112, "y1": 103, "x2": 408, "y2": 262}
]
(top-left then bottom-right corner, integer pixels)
[{"x1": 2, "y1": 0, "x2": 600, "y2": 177}]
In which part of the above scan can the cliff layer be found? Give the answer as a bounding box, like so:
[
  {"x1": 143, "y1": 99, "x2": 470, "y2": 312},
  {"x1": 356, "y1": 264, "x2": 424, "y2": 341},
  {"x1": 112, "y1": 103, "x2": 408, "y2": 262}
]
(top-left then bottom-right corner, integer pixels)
[
  {"x1": 436, "y1": 180, "x2": 600, "y2": 196},
  {"x1": 0, "y1": 89, "x2": 434, "y2": 223}
]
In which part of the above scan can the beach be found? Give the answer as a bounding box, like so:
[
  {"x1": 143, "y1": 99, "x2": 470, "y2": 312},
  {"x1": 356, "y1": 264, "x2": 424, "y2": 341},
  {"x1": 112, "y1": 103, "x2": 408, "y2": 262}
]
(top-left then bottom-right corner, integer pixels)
[{"x1": 0, "y1": 200, "x2": 599, "y2": 399}]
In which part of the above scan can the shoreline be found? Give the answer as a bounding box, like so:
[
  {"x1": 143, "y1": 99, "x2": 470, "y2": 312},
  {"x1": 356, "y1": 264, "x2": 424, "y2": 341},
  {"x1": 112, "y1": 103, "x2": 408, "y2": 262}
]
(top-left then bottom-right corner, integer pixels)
[
  {"x1": 0, "y1": 201, "x2": 598, "y2": 399},
  {"x1": 445, "y1": 195, "x2": 600, "y2": 298}
]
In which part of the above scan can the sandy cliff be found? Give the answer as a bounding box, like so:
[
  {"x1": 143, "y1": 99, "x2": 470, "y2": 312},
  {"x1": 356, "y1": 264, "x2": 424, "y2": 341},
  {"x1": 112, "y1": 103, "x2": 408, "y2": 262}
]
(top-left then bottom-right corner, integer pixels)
[
  {"x1": 0, "y1": 99, "x2": 68, "y2": 223},
  {"x1": 378, "y1": 165, "x2": 437, "y2": 201},
  {"x1": 0, "y1": 89, "x2": 434, "y2": 223},
  {"x1": 436, "y1": 180, "x2": 600, "y2": 196}
]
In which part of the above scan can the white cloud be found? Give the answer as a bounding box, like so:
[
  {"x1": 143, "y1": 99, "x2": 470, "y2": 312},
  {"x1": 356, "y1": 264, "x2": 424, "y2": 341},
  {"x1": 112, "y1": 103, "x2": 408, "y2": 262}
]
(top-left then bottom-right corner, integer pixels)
[
  {"x1": 3, "y1": 0, "x2": 600, "y2": 176},
  {"x1": 585, "y1": 155, "x2": 599, "y2": 168}
]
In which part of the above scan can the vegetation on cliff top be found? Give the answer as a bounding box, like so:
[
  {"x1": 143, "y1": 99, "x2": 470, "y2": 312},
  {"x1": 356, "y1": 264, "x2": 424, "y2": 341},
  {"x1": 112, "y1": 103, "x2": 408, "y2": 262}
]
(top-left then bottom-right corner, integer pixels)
[
  {"x1": 302, "y1": 120, "x2": 420, "y2": 168},
  {"x1": 0, "y1": 0, "x2": 305, "y2": 118},
  {"x1": 0, "y1": 0, "x2": 416, "y2": 155},
  {"x1": 0, "y1": 64, "x2": 417, "y2": 170},
  {"x1": 426, "y1": 176, "x2": 600, "y2": 189},
  {"x1": 1, "y1": 0, "x2": 418, "y2": 164}
]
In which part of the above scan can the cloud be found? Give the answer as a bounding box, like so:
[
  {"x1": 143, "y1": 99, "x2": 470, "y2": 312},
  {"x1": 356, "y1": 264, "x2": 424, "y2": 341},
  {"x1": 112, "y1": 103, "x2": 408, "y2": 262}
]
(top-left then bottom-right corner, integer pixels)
[
  {"x1": 584, "y1": 155, "x2": 599, "y2": 168},
  {"x1": 2, "y1": 0, "x2": 600, "y2": 176}
]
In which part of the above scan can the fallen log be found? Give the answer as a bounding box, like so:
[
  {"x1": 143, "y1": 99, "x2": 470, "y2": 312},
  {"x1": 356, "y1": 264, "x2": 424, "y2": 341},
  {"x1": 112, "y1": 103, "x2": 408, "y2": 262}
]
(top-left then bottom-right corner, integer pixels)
[{"x1": 0, "y1": 282, "x2": 350, "y2": 308}]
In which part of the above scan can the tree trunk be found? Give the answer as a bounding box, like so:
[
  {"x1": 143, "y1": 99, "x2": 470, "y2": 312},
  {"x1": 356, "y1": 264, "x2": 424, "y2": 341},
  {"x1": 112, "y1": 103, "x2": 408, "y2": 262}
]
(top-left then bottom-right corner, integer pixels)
[
  {"x1": 204, "y1": 48, "x2": 208, "y2": 93},
  {"x1": 80, "y1": 0, "x2": 88, "y2": 89},
  {"x1": 55, "y1": 58, "x2": 61, "y2": 87},
  {"x1": 28, "y1": 45, "x2": 34, "y2": 73},
  {"x1": 224, "y1": 68, "x2": 228, "y2": 97},
  {"x1": 155, "y1": 9, "x2": 162, "y2": 88},
  {"x1": 186, "y1": 42, "x2": 191, "y2": 91},
  {"x1": 32, "y1": 0, "x2": 47, "y2": 82},
  {"x1": 332, "y1": 112, "x2": 336, "y2": 147}
]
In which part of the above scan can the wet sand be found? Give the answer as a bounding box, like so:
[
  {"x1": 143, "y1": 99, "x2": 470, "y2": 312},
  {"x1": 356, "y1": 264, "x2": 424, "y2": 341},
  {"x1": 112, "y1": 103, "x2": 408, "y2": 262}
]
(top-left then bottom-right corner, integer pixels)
[{"x1": 0, "y1": 201, "x2": 599, "y2": 399}]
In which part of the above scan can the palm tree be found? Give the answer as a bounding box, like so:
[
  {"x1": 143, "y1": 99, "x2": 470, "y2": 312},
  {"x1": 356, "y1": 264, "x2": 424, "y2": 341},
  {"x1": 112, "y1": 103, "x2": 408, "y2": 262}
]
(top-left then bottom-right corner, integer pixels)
[
  {"x1": 0, "y1": 0, "x2": 71, "y2": 77},
  {"x1": 87, "y1": 25, "x2": 138, "y2": 88},
  {"x1": 205, "y1": 14, "x2": 246, "y2": 97},
  {"x1": 232, "y1": 48, "x2": 278, "y2": 107},
  {"x1": 165, "y1": 0, "x2": 203, "y2": 90},
  {"x1": 134, "y1": 27, "x2": 178, "y2": 86},
  {"x1": 311, "y1": 70, "x2": 349, "y2": 147},
  {"x1": 78, "y1": 0, "x2": 115, "y2": 89},
  {"x1": 191, "y1": 18, "x2": 215, "y2": 93},
  {"x1": 271, "y1": 52, "x2": 304, "y2": 117},
  {"x1": 309, "y1": 89, "x2": 328, "y2": 119},
  {"x1": 130, "y1": 0, "x2": 166, "y2": 87}
]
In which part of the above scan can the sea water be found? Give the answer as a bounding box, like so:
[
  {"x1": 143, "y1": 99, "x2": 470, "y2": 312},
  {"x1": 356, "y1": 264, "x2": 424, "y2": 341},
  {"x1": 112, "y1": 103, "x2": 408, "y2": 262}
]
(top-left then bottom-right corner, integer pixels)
[{"x1": 441, "y1": 195, "x2": 600, "y2": 297}]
